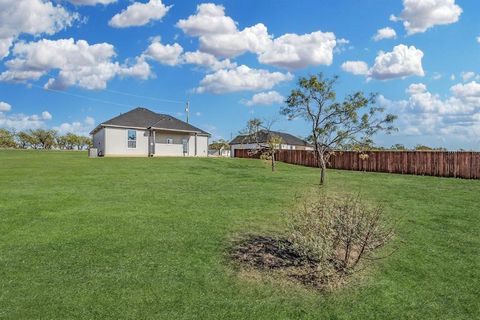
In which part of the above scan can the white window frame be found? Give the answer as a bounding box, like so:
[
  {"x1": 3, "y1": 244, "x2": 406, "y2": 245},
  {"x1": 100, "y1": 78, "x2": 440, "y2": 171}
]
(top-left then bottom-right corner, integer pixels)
[{"x1": 127, "y1": 129, "x2": 137, "y2": 149}]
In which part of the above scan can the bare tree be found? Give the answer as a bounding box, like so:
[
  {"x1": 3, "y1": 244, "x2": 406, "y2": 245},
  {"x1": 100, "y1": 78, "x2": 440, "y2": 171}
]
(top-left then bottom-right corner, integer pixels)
[{"x1": 282, "y1": 73, "x2": 396, "y2": 185}]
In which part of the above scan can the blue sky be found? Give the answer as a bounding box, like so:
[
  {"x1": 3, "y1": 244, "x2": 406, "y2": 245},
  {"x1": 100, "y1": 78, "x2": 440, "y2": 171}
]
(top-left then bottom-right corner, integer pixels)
[{"x1": 0, "y1": 0, "x2": 479, "y2": 149}]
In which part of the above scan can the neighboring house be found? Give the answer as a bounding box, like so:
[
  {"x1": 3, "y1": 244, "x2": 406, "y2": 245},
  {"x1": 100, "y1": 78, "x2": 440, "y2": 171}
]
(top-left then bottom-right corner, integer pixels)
[
  {"x1": 229, "y1": 130, "x2": 313, "y2": 156},
  {"x1": 90, "y1": 107, "x2": 210, "y2": 157}
]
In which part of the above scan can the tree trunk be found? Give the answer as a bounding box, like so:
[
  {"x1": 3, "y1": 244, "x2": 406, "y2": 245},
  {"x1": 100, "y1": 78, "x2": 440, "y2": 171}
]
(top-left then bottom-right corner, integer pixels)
[
  {"x1": 319, "y1": 153, "x2": 326, "y2": 185},
  {"x1": 271, "y1": 151, "x2": 275, "y2": 172}
]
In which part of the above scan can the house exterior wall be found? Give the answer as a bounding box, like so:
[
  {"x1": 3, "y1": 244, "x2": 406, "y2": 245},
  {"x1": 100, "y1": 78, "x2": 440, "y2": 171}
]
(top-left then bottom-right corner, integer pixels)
[
  {"x1": 154, "y1": 130, "x2": 209, "y2": 157},
  {"x1": 96, "y1": 126, "x2": 209, "y2": 157},
  {"x1": 104, "y1": 127, "x2": 149, "y2": 156},
  {"x1": 230, "y1": 143, "x2": 313, "y2": 157},
  {"x1": 196, "y1": 135, "x2": 208, "y2": 157},
  {"x1": 92, "y1": 128, "x2": 105, "y2": 156}
]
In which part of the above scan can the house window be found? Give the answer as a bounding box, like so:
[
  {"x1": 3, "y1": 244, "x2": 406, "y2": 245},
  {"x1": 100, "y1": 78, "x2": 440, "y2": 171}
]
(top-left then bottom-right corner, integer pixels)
[
  {"x1": 166, "y1": 138, "x2": 173, "y2": 144},
  {"x1": 127, "y1": 129, "x2": 136, "y2": 148}
]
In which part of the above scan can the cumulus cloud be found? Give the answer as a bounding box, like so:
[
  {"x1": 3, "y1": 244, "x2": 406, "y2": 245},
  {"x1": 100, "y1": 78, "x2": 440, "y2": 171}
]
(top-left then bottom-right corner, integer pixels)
[
  {"x1": 0, "y1": 101, "x2": 12, "y2": 112},
  {"x1": 391, "y1": 0, "x2": 462, "y2": 35},
  {"x1": 67, "y1": 0, "x2": 116, "y2": 5},
  {"x1": 258, "y1": 31, "x2": 337, "y2": 69},
  {"x1": 196, "y1": 65, "x2": 293, "y2": 94},
  {"x1": 343, "y1": 45, "x2": 424, "y2": 81},
  {"x1": 54, "y1": 116, "x2": 95, "y2": 136},
  {"x1": 0, "y1": 0, "x2": 78, "y2": 59},
  {"x1": 242, "y1": 91, "x2": 284, "y2": 106},
  {"x1": 379, "y1": 82, "x2": 480, "y2": 142},
  {"x1": 372, "y1": 27, "x2": 397, "y2": 41},
  {"x1": 182, "y1": 51, "x2": 236, "y2": 71},
  {"x1": 143, "y1": 39, "x2": 183, "y2": 66},
  {"x1": 0, "y1": 108, "x2": 52, "y2": 131},
  {"x1": 0, "y1": 38, "x2": 152, "y2": 90},
  {"x1": 176, "y1": 3, "x2": 237, "y2": 36},
  {"x1": 176, "y1": 3, "x2": 338, "y2": 69},
  {"x1": 341, "y1": 61, "x2": 369, "y2": 76},
  {"x1": 450, "y1": 81, "x2": 480, "y2": 105},
  {"x1": 109, "y1": 0, "x2": 172, "y2": 28},
  {"x1": 370, "y1": 45, "x2": 424, "y2": 80}
]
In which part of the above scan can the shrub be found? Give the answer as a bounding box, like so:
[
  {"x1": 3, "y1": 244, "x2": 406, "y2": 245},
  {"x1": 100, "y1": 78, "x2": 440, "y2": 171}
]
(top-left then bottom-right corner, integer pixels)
[{"x1": 287, "y1": 192, "x2": 394, "y2": 284}]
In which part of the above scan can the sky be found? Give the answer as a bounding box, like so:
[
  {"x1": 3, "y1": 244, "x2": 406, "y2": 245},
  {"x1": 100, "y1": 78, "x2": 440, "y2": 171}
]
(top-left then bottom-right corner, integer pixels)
[{"x1": 0, "y1": 0, "x2": 479, "y2": 150}]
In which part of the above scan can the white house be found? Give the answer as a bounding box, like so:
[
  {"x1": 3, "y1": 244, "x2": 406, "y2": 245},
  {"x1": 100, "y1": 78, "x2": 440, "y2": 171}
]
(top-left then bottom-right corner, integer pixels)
[
  {"x1": 90, "y1": 107, "x2": 210, "y2": 157},
  {"x1": 229, "y1": 130, "x2": 313, "y2": 157}
]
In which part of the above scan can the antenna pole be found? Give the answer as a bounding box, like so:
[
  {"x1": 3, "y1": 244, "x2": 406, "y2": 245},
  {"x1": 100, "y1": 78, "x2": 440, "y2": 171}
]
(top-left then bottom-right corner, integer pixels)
[{"x1": 186, "y1": 101, "x2": 190, "y2": 123}]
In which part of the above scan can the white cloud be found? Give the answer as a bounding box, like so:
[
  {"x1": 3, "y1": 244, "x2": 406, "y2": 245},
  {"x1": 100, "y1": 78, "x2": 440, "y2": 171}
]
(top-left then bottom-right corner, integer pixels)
[
  {"x1": 342, "y1": 45, "x2": 424, "y2": 80},
  {"x1": 432, "y1": 72, "x2": 442, "y2": 80},
  {"x1": 391, "y1": 0, "x2": 462, "y2": 35},
  {"x1": 0, "y1": 101, "x2": 12, "y2": 112},
  {"x1": 460, "y1": 71, "x2": 477, "y2": 82},
  {"x1": 176, "y1": 3, "x2": 338, "y2": 69},
  {"x1": 477, "y1": 36, "x2": 480, "y2": 44},
  {"x1": 370, "y1": 45, "x2": 424, "y2": 80},
  {"x1": 182, "y1": 51, "x2": 236, "y2": 71},
  {"x1": 54, "y1": 116, "x2": 95, "y2": 136},
  {"x1": 42, "y1": 111, "x2": 52, "y2": 120},
  {"x1": 0, "y1": 38, "x2": 151, "y2": 90},
  {"x1": 0, "y1": 0, "x2": 78, "y2": 59},
  {"x1": 379, "y1": 82, "x2": 480, "y2": 143},
  {"x1": 109, "y1": 0, "x2": 172, "y2": 28},
  {"x1": 258, "y1": 31, "x2": 337, "y2": 69},
  {"x1": 67, "y1": 0, "x2": 116, "y2": 5},
  {"x1": 341, "y1": 61, "x2": 369, "y2": 75},
  {"x1": 196, "y1": 65, "x2": 293, "y2": 94},
  {"x1": 143, "y1": 39, "x2": 183, "y2": 66},
  {"x1": 176, "y1": 4, "x2": 270, "y2": 57},
  {"x1": 0, "y1": 109, "x2": 52, "y2": 130},
  {"x1": 199, "y1": 23, "x2": 272, "y2": 58},
  {"x1": 176, "y1": 3, "x2": 237, "y2": 36},
  {"x1": 450, "y1": 81, "x2": 480, "y2": 105},
  {"x1": 242, "y1": 91, "x2": 284, "y2": 106},
  {"x1": 372, "y1": 27, "x2": 397, "y2": 41}
]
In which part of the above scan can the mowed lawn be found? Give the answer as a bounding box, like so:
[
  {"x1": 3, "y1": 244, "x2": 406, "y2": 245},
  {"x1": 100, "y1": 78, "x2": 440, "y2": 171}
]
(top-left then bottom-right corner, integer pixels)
[{"x1": 0, "y1": 150, "x2": 479, "y2": 319}]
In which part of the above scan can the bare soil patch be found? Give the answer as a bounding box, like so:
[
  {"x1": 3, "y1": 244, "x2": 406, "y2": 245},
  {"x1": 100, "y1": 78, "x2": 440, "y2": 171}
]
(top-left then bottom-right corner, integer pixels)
[{"x1": 231, "y1": 236, "x2": 347, "y2": 290}]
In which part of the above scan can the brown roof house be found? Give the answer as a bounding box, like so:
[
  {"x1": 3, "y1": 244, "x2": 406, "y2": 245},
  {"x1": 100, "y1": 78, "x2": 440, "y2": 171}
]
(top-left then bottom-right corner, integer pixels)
[{"x1": 90, "y1": 107, "x2": 210, "y2": 157}]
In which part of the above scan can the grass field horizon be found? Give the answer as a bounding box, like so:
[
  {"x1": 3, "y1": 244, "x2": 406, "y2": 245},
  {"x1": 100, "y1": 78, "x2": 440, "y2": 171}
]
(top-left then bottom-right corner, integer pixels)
[{"x1": 0, "y1": 150, "x2": 479, "y2": 319}]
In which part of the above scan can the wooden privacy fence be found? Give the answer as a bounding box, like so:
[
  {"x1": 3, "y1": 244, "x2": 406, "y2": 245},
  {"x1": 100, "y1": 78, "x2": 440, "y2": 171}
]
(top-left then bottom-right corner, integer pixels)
[{"x1": 234, "y1": 149, "x2": 480, "y2": 179}]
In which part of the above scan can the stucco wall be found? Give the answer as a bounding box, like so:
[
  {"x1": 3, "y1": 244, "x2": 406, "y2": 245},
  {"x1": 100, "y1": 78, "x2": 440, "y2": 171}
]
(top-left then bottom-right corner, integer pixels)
[
  {"x1": 104, "y1": 127, "x2": 149, "y2": 156},
  {"x1": 196, "y1": 135, "x2": 208, "y2": 157},
  {"x1": 99, "y1": 126, "x2": 209, "y2": 157},
  {"x1": 92, "y1": 128, "x2": 105, "y2": 156},
  {"x1": 154, "y1": 131, "x2": 208, "y2": 157}
]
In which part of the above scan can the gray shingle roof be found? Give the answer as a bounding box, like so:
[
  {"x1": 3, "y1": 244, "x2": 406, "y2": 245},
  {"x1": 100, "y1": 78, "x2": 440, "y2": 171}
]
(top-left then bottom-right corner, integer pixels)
[
  {"x1": 90, "y1": 107, "x2": 210, "y2": 135},
  {"x1": 229, "y1": 130, "x2": 311, "y2": 147}
]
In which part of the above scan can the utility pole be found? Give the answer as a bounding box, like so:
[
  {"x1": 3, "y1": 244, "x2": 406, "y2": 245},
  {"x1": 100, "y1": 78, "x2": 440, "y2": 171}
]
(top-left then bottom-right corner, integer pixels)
[{"x1": 185, "y1": 101, "x2": 190, "y2": 123}]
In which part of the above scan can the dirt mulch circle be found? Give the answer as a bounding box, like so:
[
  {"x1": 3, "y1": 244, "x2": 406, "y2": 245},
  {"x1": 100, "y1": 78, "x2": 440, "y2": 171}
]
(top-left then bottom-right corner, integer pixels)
[{"x1": 231, "y1": 235, "x2": 344, "y2": 290}]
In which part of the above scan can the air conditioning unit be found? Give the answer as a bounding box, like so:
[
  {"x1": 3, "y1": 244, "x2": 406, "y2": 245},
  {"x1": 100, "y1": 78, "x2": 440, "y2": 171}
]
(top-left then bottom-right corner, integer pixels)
[{"x1": 88, "y1": 148, "x2": 98, "y2": 158}]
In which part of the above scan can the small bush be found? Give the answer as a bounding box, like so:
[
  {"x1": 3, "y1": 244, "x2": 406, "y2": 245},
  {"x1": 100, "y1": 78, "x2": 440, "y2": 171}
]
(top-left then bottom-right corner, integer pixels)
[{"x1": 287, "y1": 192, "x2": 394, "y2": 286}]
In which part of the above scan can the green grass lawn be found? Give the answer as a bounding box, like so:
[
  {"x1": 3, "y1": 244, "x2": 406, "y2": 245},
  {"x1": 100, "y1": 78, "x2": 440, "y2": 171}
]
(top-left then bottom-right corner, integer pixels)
[{"x1": 0, "y1": 150, "x2": 479, "y2": 319}]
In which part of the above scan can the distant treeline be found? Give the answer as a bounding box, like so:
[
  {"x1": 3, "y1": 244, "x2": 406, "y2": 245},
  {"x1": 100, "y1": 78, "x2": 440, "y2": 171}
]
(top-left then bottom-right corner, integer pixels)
[
  {"x1": 340, "y1": 141, "x2": 449, "y2": 152},
  {"x1": 0, "y1": 128, "x2": 92, "y2": 150}
]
